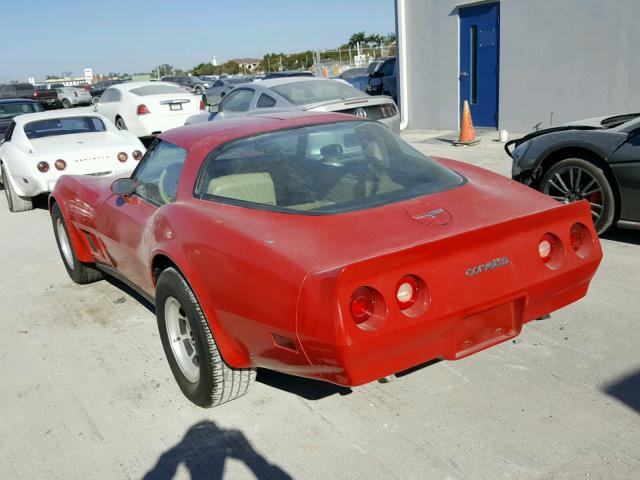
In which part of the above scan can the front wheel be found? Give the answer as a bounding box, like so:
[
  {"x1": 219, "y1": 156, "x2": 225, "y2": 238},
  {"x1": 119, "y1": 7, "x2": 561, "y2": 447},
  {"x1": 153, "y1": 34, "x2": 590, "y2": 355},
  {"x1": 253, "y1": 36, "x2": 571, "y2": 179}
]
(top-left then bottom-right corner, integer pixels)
[
  {"x1": 540, "y1": 157, "x2": 616, "y2": 234},
  {"x1": 51, "y1": 203, "x2": 104, "y2": 284},
  {"x1": 194, "y1": 86, "x2": 203, "y2": 95},
  {"x1": 156, "y1": 267, "x2": 255, "y2": 407}
]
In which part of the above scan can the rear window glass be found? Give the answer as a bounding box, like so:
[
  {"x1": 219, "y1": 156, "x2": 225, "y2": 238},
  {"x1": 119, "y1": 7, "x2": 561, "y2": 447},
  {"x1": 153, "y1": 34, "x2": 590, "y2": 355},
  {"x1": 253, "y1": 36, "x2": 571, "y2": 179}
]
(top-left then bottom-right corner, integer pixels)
[
  {"x1": 0, "y1": 102, "x2": 43, "y2": 119},
  {"x1": 270, "y1": 80, "x2": 364, "y2": 106},
  {"x1": 24, "y1": 116, "x2": 106, "y2": 139},
  {"x1": 130, "y1": 85, "x2": 186, "y2": 96},
  {"x1": 195, "y1": 121, "x2": 463, "y2": 214}
]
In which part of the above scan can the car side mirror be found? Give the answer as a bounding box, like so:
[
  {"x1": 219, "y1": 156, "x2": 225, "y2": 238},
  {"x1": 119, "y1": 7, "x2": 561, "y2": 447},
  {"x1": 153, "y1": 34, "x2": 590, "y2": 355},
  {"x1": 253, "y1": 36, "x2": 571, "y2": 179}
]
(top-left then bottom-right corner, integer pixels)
[
  {"x1": 111, "y1": 178, "x2": 137, "y2": 196},
  {"x1": 208, "y1": 104, "x2": 219, "y2": 113}
]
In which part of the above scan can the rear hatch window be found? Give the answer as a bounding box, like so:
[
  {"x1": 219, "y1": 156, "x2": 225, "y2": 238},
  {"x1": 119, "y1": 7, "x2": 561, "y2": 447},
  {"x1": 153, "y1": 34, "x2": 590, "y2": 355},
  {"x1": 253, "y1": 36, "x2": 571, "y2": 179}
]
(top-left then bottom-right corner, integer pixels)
[
  {"x1": 24, "y1": 116, "x2": 106, "y2": 139},
  {"x1": 196, "y1": 121, "x2": 464, "y2": 214}
]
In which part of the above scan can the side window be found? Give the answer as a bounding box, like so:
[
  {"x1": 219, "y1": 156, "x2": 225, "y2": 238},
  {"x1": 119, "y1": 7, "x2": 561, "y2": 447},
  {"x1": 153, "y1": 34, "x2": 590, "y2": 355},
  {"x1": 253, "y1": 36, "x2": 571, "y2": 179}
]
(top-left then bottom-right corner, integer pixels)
[
  {"x1": 133, "y1": 140, "x2": 188, "y2": 206},
  {"x1": 3, "y1": 121, "x2": 15, "y2": 142},
  {"x1": 213, "y1": 80, "x2": 223, "y2": 88},
  {"x1": 380, "y1": 60, "x2": 395, "y2": 77},
  {"x1": 100, "y1": 89, "x2": 121, "y2": 103},
  {"x1": 221, "y1": 89, "x2": 254, "y2": 112},
  {"x1": 256, "y1": 94, "x2": 276, "y2": 108}
]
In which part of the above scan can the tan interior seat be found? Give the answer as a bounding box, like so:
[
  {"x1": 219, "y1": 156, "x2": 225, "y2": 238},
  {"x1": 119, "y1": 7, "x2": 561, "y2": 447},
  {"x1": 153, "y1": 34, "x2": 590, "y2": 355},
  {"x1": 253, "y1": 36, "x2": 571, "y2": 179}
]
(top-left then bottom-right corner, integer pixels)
[{"x1": 207, "y1": 173, "x2": 276, "y2": 205}]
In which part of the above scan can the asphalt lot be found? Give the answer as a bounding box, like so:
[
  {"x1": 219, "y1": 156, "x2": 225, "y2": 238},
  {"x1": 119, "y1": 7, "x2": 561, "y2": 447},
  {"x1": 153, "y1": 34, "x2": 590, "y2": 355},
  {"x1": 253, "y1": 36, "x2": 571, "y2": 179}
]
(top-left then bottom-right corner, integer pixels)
[{"x1": 1, "y1": 129, "x2": 639, "y2": 480}]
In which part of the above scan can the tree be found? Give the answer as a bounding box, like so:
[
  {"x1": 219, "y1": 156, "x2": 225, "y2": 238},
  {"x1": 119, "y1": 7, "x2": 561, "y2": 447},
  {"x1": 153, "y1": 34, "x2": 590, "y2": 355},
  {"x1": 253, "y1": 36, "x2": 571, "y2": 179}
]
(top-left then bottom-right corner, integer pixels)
[
  {"x1": 349, "y1": 31, "x2": 367, "y2": 48},
  {"x1": 384, "y1": 32, "x2": 397, "y2": 44},
  {"x1": 366, "y1": 34, "x2": 383, "y2": 47}
]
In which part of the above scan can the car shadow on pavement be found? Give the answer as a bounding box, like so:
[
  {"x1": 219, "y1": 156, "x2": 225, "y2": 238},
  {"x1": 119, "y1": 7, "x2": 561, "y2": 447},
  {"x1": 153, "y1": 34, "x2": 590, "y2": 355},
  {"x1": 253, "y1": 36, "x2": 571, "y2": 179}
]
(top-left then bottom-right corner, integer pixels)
[
  {"x1": 603, "y1": 369, "x2": 640, "y2": 413},
  {"x1": 105, "y1": 276, "x2": 155, "y2": 313},
  {"x1": 143, "y1": 420, "x2": 292, "y2": 480},
  {"x1": 257, "y1": 369, "x2": 352, "y2": 400},
  {"x1": 601, "y1": 227, "x2": 640, "y2": 245}
]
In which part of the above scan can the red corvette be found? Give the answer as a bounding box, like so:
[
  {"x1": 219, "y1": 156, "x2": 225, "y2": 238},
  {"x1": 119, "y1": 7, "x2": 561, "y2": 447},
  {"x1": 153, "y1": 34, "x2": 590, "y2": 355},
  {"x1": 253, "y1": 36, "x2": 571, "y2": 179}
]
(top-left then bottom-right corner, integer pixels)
[{"x1": 49, "y1": 112, "x2": 602, "y2": 407}]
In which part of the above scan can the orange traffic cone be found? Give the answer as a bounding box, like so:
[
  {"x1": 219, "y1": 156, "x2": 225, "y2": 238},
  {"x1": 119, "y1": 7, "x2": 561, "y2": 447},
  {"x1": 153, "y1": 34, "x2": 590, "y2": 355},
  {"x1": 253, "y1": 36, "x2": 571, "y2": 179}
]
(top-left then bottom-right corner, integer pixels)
[{"x1": 453, "y1": 100, "x2": 480, "y2": 146}]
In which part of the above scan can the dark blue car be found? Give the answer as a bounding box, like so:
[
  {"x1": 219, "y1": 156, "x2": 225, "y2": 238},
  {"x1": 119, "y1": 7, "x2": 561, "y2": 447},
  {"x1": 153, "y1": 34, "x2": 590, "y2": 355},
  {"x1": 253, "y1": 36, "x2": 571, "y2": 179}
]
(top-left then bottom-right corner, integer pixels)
[{"x1": 0, "y1": 99, "x2": 44, "y2": 136}]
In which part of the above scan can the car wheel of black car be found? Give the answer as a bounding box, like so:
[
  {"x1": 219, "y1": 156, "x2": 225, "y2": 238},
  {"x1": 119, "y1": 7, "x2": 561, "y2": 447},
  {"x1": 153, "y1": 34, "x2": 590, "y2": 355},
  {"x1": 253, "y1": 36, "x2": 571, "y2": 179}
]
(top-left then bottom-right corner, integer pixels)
[
  {"x1": 156, "y1": 267, "x2": 256, "y2": 407},
  {"x1": 62, "y1": 98, "x2": 71, "y2": 109},
  {"x1": 2, "y1": 164, "x2": 33, "y2": 212},
  {"x1": 115, "y1": 117, "x2": 127, "y2": 130},
  {"x1": 51, "y1": 203, "x2": 104, "y2": 283},
  {"x1": 540, "y1": 158, "x2": 616, "y2": 234}
]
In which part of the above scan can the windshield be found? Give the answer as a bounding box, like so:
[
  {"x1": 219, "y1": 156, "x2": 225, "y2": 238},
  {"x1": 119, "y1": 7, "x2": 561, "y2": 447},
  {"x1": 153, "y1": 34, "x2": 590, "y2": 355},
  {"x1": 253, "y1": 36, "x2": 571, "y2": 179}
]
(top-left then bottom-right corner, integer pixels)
[
  {"x1": 228, "y1": 78, "x2": 251, "y2": 85},
  {"x1": 196, "y1": 121, "x2": 464, "y2": 214},
  {"x1": 130, "y1": 85, "x2": 186, "y2": 96},
  {"x1": 270, "y1": 80, "x2": 365, "y2": 106},
  {"x1": 0, "y1": 102, "x2": 43, "y2": 120},
  {"x1": 24, "y1": 116, "x2": 106, "y2": 139}
]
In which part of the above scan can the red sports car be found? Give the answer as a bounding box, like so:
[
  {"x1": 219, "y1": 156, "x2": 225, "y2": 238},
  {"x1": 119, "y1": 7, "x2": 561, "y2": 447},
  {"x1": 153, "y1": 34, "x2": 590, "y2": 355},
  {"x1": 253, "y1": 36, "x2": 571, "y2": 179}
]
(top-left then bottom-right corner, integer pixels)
[{"x1": 49, "y1": 112, "x2": 602, "y2": 407}]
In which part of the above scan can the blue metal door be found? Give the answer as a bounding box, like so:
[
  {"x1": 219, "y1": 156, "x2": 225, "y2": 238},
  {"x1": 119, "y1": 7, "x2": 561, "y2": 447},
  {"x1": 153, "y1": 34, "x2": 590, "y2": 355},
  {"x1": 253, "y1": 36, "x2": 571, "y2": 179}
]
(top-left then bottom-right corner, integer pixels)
[{"x1": 459, "y1": 3, "x2": 500, "y2": 128}]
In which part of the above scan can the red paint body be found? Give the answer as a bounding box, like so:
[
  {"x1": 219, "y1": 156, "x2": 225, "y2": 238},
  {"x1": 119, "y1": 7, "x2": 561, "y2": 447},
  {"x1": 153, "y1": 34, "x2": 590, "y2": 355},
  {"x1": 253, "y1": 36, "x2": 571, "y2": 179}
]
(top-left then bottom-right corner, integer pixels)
[{"x1": 50, "y1": 112, "x2": 603, "y2": 386}]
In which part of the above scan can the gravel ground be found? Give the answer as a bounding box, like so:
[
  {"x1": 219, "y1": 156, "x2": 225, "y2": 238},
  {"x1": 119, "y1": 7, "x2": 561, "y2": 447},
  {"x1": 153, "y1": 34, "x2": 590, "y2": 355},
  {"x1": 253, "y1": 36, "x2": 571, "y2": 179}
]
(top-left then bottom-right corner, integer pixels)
[{"x1": 0, "y1": 129, "x2": 638, "y2": 479}]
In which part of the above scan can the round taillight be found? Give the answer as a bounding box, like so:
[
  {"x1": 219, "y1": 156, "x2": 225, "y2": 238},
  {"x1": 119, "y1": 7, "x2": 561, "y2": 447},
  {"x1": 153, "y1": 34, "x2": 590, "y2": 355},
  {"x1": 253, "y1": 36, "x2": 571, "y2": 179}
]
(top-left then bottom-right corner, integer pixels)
[
  {"x1": 396, "y1": 275, "x2": 418, "y2": 310},
  {"x1": 350, "y1": 287, "x2": 376, "y2": 324},
  {"x1": 37, "y1": 161, "x2": 49, "y2": 172},
  {"x1": 54, "y1": 159, "x2": 66, "y2": 170},
  {"x1": 539, "y1": 232, "x2": 564, "y2": 270},
  {"x1": 569, "y1": 223, "x2": 593, "y2": 259},
  {"x1": 539, "y1": 234, "x2": 554, "y2": 263},
  {"x1": 132, "y1": 150, "x2": 143, "y2": 161},
  {"x1": 117, "y1": 152, "x2": 128, "y2": 162}
]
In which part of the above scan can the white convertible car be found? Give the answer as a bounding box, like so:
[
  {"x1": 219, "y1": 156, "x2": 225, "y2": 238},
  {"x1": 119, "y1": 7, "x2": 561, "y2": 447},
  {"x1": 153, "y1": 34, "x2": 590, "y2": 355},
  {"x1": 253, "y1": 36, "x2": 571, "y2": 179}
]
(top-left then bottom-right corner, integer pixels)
[
  {"x1": 0, "y1": 110, "x2": 145, "y2": 212},
  {"x1": 93, "y1": 81, "x2": 205, "y2": 138}
]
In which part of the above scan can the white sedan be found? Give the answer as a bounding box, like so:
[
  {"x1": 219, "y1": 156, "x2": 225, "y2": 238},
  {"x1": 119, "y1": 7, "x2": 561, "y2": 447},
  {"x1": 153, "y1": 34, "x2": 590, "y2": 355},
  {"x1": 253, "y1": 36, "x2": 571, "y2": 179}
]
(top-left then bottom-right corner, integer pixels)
[
  {"x1": 93, "y1": 81, "x2": 205, "y2": 138},
  {"x1": 0, "y1": 110, "x2": 145, "y2": 212}
]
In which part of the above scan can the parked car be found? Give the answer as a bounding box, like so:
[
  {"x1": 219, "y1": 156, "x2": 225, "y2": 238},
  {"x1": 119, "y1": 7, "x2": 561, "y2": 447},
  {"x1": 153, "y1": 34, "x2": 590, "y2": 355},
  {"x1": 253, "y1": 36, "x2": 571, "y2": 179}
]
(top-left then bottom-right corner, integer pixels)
[
  {"x1": 92, "y1": 81, "x2": 205, "y2": 138},
  {"x1": 0, "y1": 83, "x2": 59, "y2": 108},
  {"x1": 0, "y1": 99, "x2": 44, "y2": 136},
  {"x1": 365, "y1": 57, "x2": 398, "y2": 105},
  {"x1": 0, "y1": 110, "x2": 144, "y2": 212},
  {"x1": 90, "y1": 80, "x2": 124, "y2": 98},
  {"x1": 203, "y1": 78, "x2": 253, "y2": 105},
  {"x1": 262, "y1": 70, "x2": 315, "y2": 80},
  {"x1": 56, "y1": 87, "x2": 93, "y2": 108},
  {"x1": 506, "y1": 112, "x2": 640, "y2": 234},
  {"x1": 188, "y1": 77, "x2": 400, "y2": 133},
  {"x1": 49, "y1": 111, "x2": 601, "y2": 407},
  {"x1": 161, "y1": 76, "x2": 211, "y2": 95},
  {"x1": 344, "y1": 59, "x2": 391, "y2": 92},
  {"x1": 339, "y1": 67, "x2": 367, "y2": 80}
]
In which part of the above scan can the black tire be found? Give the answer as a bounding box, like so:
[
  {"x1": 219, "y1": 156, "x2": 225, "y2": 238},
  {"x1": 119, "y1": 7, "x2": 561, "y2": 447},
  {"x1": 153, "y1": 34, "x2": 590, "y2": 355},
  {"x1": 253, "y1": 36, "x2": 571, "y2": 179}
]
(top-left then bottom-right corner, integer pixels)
[
  {"x1": 540, "y1": 157, "x2": 616, "y2": 234},
  {"x1": 2, "y1": 164, "x2": 33, "y2": 212},
  {"x1": 155, "y1": 267, "x2": 255, "y2": 407},
  {"x1": 61, "y1": 98, "x2": 71, "y2": 109},
  {"x1": 194, "y1": 86, "x2": 203, "y2": 95},
  {"x1": 51, "y1": 203, "x2": 104, "y2": 284},
  {"x1": 115, "y1": 117, "x2": 127, "y2": 130}
]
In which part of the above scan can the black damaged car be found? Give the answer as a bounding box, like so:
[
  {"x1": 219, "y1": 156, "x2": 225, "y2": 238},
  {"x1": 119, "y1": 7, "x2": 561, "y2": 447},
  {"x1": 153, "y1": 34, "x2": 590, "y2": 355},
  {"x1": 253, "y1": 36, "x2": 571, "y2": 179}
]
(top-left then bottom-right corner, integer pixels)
[{"x1": 506, "y1": 113, "x2": 640, "y2": 234}]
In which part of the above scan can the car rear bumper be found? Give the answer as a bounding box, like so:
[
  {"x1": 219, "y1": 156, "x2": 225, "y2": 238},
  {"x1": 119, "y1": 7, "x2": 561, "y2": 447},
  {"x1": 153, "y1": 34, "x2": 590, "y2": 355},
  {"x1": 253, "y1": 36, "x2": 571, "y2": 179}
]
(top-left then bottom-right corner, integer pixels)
[
  {"x1": 300, "y1": 264, "x2": 595, "y2": 386},
  {"x1": 125, "y1": 114, "x2": 197, "y2": 137}
]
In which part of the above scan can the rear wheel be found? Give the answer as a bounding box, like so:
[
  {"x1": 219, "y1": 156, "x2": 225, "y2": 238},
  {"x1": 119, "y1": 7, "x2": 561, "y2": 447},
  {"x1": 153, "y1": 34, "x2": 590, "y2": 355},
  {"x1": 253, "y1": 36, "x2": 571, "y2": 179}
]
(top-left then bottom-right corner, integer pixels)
[
  {"x1": 51, "y1": 203, "x2": 104, "y2": 284},
  {"x1": 194, "y1": 86, "x2": 203, "y2": 95},
  {"x1": 156, "y1": 267, "x2": 255, "y2": 407},
  {"x1": 61, "y1": 98, "x2": 71, "y2": 109},
  {"x1": 540, "y1": 157, "x2": 616, "y2": 234},
  {"x1": 2, "y1": 164, "x2": 33, "y2": 212},
  {"x1": 115, "y1": 117, "x2": 127, "y2": 130}
]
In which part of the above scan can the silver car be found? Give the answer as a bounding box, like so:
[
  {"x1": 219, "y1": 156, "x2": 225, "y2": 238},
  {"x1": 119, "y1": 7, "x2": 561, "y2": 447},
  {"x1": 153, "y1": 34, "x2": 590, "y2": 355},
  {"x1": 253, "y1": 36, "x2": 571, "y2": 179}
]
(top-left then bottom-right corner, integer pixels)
[
  {"x1": 56, "y1": 87, "x2": 92, "y2": 108},
  {"x1": 203, "y1": 77, "x2": 253, "y2": 105},
  {"x1": 188, "y1": 77, "x2": 400, "y2": 134}
]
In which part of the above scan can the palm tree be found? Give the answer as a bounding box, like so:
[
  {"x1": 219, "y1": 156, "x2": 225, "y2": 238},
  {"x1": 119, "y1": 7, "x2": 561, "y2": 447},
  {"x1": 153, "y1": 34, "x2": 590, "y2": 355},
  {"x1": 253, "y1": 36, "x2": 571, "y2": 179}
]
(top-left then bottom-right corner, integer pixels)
[
  {"x1": 366, "y1": 34, "x2": 384, "y2": 47},
  {"x1": 349, "y1": 31, "x2": 367, "y2": 48}
]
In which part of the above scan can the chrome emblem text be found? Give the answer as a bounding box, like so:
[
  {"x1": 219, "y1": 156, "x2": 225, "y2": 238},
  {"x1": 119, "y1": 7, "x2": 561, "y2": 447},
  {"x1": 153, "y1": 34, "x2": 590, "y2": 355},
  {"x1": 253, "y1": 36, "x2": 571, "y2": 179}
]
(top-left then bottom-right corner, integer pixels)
[{"x1": 465, "y1": 257, "x2": 510, "y2": 277}]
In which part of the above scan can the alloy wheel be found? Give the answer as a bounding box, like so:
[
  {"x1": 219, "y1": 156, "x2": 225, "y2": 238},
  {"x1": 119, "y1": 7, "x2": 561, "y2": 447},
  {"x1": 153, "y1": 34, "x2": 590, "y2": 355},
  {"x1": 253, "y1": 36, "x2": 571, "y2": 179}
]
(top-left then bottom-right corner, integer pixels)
[
  {"x1": 164, "y1": 296, "x2": 200, "y2": 383},
  {"x1": 543, "y1": 166, "x2": 604, "y2": 222}
]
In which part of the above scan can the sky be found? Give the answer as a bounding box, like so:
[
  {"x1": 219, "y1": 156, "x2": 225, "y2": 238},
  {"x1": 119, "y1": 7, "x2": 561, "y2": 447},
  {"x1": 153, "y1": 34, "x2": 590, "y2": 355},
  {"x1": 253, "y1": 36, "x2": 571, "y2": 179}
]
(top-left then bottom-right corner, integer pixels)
[{"x1": 1, "y1": 0, "x2": 395, "y2": 82}]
